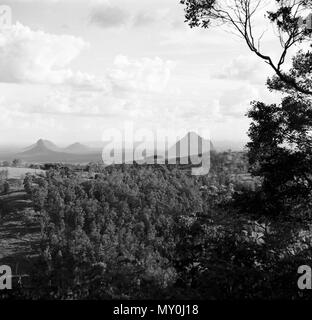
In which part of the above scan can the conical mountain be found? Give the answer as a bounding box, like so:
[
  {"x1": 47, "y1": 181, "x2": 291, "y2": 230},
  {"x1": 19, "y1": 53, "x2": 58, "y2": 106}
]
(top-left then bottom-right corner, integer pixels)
[
  {"x1": 23, "y1": 139, "x2": 61, "y2": 154},
  {"x1": 168, "y1": 132, "x2": 213, "y2": 160}
]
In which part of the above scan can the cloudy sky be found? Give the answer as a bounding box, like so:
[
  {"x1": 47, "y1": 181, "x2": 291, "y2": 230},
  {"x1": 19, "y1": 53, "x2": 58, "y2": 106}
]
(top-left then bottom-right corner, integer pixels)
[{"x1": 0, "y1": 0, "x2": 297, "y2": 146}]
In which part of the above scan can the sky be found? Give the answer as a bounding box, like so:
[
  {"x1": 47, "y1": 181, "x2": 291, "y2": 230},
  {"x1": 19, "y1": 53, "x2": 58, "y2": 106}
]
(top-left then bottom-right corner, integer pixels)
[{"x1": 0, "y1": 0, "x2": 303, "y2": 147}]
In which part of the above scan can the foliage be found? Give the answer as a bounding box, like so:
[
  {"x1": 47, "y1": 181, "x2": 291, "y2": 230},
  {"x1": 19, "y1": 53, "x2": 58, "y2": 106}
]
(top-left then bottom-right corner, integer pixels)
[
  {"x1": 12, "y1": 159, "x2": 22, "y2": 167},
  {"x1": 181, "y1": 0, "x2": 312, "y2": 95},
  {"x1": 25, "y1": 167, "x2": 203, "y2": 298},
  {"x1": 178, "y1": 0, "x2": 312, "y2": 298},
  {"x1": 17, "y1": 164, "x2": 312, "y2": 299},
  {"x1": 247, "y1": 96, "x2": 312, "y2": 212}
]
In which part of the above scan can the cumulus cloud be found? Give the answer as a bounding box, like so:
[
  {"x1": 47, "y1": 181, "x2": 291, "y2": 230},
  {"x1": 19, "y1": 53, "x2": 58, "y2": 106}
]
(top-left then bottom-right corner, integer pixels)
[
  {"x1": 0, "y1": 55, "x2": 174, "y2": 123},
  {"x1": 0, "y1": 96, "x2": 63, "y2": 135},
  {"x1": 37, "y1": 56, "x2": 175, "y2": 117},
  {"x1": 0, "y1": 21, "x2": 177, "y2": 135},
  {"x1": 0, "y1": 22, "x2": 175, "y2": 94},
  {"x1": 0, "y1": 22, "x2": 109, "y2": 91},
  {"x1": 109, "y1": 55, "x2": 175, "y2": 93}
]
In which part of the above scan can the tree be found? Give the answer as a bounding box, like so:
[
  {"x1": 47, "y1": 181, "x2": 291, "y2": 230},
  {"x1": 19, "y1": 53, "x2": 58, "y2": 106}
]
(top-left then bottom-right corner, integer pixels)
[
  {"x1": 181, "y1": 0, "x2": 312, "y2": 213},
  {"x1": 267, "y1": 49, "x2": 312, "y2": 95},
  {"x1": 181, "y1": 0, "x2": 312, "y2": 95},
  {"x1": 246, "y1": 43, "x2": 312, "y2": 213},
  {"x1": 0, "y1": 170, "x2": 9, "y2": 194},
  {"x1": 2, "y1": 161, "x2": 10, "y2": 167},
  {"x1": 0, "y1": 169, "x2": 8, "y2": 181},
  {"x1": 12, "y1": 158, "x2": 22, "y2": 167},
  {"x1": 247, "y1": 97, "x2": 312, "y2": 213}
]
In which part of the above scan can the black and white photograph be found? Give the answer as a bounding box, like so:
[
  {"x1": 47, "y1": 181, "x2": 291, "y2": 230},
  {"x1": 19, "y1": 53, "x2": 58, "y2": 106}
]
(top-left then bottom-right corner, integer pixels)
[{"x1": 0, "y1": 0, "x2": 312, "y2": 309}]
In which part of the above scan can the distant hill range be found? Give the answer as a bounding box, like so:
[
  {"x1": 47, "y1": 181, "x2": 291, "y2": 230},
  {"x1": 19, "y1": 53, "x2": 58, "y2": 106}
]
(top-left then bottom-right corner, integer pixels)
[
  {"x1": 16, "y1": 139, "x2": 102, "y2": 164},
  {"x1": 0, "y1": 134, "x2": 242, "y2": 165}
]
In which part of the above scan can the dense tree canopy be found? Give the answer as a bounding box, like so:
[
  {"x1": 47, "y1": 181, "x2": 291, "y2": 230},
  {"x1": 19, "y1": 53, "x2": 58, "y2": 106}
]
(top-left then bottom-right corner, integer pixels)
[{"x1": 15, "y1": 165, "x2": 312, "y2": 299}]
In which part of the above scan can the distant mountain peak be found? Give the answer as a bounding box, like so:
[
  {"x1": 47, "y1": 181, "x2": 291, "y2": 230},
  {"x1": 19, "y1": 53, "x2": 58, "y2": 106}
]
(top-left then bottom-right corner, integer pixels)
[
  {"x1": 187, "y1": 131, "x2": 201, "y2": 138},
  {"x1": 37, "y1": 139, "x2": 48, "y2": 146},
  {"x1": 168, "y1": 132, "x2": 214, "y2": 159},
  {"x1": 64, "y1": 142, "x2": 90, "y2": 154},
  {"x1": 23, "y1": 139, "x2": 61, "y2": 154},
  {"x1": 68, "y1": 142, "x2": 87, "y2": 148}
]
